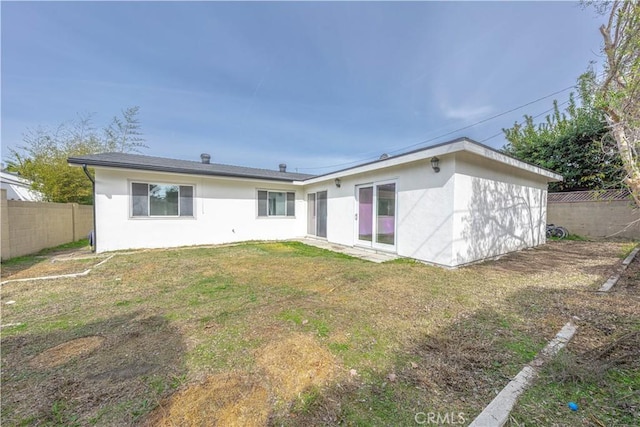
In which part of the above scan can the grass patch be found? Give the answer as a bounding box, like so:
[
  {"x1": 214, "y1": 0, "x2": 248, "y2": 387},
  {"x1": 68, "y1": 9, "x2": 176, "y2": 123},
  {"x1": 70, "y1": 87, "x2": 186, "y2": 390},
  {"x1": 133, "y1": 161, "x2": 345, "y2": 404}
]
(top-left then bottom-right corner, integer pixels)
[
  {"x1": 0, "y1": 254, "x2": 47, "y2": 268},
  {"x1": 49, "y1": 399, "x2": 81, "y2": 427},
  {"x1": 1, "y1": 239, "x2": 90, "y2": 266},
  {"x1": 547, "y1": 234, "x2": 589, "y2": 242},
  {"x1": 619, "y1": 241, "x2": 639, "y2": 259},
  {"x1": 40, "y1": 239, "x2": 90, "y2": 254},
  {"x1": 278, "y1": 309, "x2": 331, "y2": 337},
  {"x1": 501, "y1": 334, "x2": 539, "y2": 362},
  {"x1": 564, "y1": 233, "x2": 589, "y2": 241},
  {"x1": 1, "y1": 323, "x2": 28, "y2": 334},
  {"x1": 384, "y1": 257, "x2": 422, "y2": 265},
  {"x1": 278, "y1": 309, "x2": 304, "y2": 325},
  {"x1": 257, "y1": 241, "x2": 355, "y2": 260},
  {"x1": 291, "y1": 387, "x2": 322, "y2": 414},
  {"x1": 328, "y1": 342, "x2": 350, "y2": 353}
]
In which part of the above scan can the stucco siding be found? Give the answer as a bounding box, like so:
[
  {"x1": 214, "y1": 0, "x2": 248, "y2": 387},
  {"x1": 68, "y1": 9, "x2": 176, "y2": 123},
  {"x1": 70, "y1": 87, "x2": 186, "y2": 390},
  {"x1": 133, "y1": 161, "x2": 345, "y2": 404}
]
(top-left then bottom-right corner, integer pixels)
[
  {"x1": 305, "y1": 157, "x2": 456, "y2": 266},
  {"x1": 452, "y1": 153, "x2": 548, "y2": 265},
  {"x1": 303, "y1": 181, "x2": 353, "y2": 246},
  {"x1": 395, "y1": 159, "x2": 455, "y2": 266},
  {"x1": 94, "y1": 168, "x2": 306, "y2": 252}
]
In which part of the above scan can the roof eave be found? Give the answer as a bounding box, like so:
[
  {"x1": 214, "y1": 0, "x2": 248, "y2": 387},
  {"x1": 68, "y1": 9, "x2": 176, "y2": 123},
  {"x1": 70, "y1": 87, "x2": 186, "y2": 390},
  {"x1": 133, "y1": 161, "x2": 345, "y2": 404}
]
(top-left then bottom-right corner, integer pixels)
[
  {"x1": 68, "y1": 158, "x2": 302, "y2": 183},
  {"x1": 302, "y1": 137, "x2": 563, "y2": 184}
]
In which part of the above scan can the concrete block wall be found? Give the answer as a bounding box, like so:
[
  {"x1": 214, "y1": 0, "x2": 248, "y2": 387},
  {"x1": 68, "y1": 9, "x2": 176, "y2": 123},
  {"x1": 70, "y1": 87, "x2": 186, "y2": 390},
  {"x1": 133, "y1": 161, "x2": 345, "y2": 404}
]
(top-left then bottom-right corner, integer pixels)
[
  {"x1": 1, "y1": 190, "x2": 10, "y2": 259},
  {"x1": 548, "y1": 200, "x2": 640, "y2": 239},
  {"x1": 73, "y1": 204, "x2": 94, "y2": 241},
  {"x1": 1, "y1": 189, "x2": 94, "y2": 260}
]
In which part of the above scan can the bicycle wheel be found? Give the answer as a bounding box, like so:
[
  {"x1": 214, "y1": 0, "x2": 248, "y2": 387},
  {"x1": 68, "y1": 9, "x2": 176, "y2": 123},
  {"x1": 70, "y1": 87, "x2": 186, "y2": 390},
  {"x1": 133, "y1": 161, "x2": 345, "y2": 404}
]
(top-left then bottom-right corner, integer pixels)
[
  {"x1": 550, "y1": 227, "x2": 562, "y2": 238},
  {"x1": 557, "y1": 227, "x2": 569, "y2": 239}
]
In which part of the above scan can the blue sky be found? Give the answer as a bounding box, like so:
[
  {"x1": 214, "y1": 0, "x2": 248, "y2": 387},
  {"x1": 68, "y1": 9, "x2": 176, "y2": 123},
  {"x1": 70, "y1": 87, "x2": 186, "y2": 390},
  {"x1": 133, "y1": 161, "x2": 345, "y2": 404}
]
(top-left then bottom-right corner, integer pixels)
[{"x1": 2, "y1": 1, "x2": 606, "y2": 174}]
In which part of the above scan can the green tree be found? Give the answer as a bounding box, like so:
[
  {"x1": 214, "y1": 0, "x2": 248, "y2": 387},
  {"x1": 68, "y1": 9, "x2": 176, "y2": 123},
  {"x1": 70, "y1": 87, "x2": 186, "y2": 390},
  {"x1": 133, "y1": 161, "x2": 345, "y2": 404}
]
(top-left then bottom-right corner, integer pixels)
[
  {"x1": 103, "y1": 106, "x2": 147, "y2": 153},
  {"x1": 7, "y1": 107, "x2": 145, "y2": 204},
  {"x1": 503, "y1": 73, "x2": 624, "y2": 192},
  {"x1": 595, "y1": 0, "x2": 640, "y2": 207}
]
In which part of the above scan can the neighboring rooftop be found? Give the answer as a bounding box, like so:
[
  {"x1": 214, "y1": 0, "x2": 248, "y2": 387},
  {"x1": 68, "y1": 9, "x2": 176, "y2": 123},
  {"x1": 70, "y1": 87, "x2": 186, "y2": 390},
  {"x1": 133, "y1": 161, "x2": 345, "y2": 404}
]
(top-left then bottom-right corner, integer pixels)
[
  {"x1": 68, "y1": 152, "x2": 316, "y2": 182},
  {"x1": 1, "y1": 170, "x2": 43, "y2": 201}
]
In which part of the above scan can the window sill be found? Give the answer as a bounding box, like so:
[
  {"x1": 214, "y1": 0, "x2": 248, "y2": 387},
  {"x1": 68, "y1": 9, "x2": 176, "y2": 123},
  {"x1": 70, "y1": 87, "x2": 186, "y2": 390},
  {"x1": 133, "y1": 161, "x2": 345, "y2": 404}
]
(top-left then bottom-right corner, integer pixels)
[
  {"x1": 257, "y1": 216, "x2": 297, "y2": 219},
  {"x1": 129, "y1": 216, "x2": 196, "y2": 220}
]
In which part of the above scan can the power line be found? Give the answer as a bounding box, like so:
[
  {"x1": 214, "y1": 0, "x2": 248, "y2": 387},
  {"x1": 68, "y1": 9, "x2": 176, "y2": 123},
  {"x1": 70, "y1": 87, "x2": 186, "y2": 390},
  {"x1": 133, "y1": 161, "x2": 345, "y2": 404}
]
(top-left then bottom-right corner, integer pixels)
[
  {"x1": 479, "y1": 98, "x2": 573, "y2": 143},
  {"x1": 296, "y1": 84, "x2": 577, "y2": 171}
]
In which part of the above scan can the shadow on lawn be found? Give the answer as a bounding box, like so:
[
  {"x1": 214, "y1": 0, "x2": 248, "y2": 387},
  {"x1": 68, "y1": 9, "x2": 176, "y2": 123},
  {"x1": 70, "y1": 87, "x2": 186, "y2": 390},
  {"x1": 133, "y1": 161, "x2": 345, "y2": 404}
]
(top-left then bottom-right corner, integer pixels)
[
  {"x1": 0, "y1": 256, "x2": 49, "y2": 279},
  {"x1": 0, "y1": 244, "x2": 92, "y2": 279},
  {"x1": 1, "y1": 310, "x2": 187, "y2": 426}
]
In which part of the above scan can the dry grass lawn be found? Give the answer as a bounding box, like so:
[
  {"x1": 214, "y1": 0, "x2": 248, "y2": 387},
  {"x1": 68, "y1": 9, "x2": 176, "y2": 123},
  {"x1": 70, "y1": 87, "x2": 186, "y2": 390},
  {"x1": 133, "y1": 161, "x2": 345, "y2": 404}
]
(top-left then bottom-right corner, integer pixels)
[{"x1": 0, "y1": 240, "x2": 635, "y2": 426}]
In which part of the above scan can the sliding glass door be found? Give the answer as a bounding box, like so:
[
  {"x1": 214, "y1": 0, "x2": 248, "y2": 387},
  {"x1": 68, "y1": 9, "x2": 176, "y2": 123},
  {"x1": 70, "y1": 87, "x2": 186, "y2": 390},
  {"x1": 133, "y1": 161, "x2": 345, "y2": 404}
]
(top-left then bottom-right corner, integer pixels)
[
  {"x1": 317, "y1": 191, "x2": 327, "y2": 238},
  {"x1": 307, "y1": 194, "x2": 316, "y2": 235},
  {"x1": 356, "y1": 182, "x2": 396, "y2": 250},
  {"x1": 376, "y1": 183, "x2": 396, "y2": 245},
  {"x1": 357, "y1": 186, "x2": 373, "y2": 242},
  {"x1": 307, "y1": 191, "x2": 327, "y2": 238}
]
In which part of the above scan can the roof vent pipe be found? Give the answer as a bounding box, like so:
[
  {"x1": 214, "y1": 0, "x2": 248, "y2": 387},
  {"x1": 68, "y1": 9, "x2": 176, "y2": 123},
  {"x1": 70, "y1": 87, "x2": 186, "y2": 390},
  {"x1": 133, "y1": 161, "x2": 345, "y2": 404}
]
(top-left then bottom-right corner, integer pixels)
[
  {"x1": 200, "y1": 153, "x2": 211, "y2": 164},
  {"x1": 279, "y1": 163, "x2": 287, "y2": 173}
]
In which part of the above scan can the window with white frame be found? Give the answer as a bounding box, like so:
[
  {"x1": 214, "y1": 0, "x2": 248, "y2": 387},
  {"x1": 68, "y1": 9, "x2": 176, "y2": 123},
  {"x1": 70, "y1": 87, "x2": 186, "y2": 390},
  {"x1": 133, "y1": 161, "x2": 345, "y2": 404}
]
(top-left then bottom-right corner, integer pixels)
[
  {"x1": 131, "y1": 182, "x2": 194, "y2": 217},
  {"x1": 257, "y1": 190, "x2": 295, "y2": 217}
]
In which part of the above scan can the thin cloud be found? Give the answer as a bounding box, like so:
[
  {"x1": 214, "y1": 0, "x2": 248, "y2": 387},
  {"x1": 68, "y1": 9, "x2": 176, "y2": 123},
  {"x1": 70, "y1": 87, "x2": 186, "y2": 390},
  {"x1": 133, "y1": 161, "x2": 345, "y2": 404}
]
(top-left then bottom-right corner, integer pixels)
[{"x1": 442, "y1": 104, "x2": 494, "y2": 121}]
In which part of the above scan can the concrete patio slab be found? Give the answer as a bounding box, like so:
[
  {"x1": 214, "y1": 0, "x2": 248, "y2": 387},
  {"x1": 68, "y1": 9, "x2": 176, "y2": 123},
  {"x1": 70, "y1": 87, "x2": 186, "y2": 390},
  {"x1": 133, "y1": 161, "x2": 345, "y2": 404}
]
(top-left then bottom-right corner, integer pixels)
[{"x1": 295, "y1": 238, "x2": 399, "y2": 263}]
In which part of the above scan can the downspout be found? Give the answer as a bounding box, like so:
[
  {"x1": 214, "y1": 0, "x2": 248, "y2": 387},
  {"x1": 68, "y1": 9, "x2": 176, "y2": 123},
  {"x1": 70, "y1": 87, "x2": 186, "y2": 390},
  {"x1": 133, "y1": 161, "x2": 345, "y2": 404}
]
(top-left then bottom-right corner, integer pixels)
[{"x1": 82, "y1": 164, "x2": 97, "y2": 253}]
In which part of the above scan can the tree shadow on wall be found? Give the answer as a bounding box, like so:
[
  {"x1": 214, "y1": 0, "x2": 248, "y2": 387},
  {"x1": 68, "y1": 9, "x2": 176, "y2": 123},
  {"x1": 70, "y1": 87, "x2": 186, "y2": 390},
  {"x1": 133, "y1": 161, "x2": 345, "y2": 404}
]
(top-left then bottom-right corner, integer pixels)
[{"x1": 457, "y1": 178, "x2": 545, "y2": 265}]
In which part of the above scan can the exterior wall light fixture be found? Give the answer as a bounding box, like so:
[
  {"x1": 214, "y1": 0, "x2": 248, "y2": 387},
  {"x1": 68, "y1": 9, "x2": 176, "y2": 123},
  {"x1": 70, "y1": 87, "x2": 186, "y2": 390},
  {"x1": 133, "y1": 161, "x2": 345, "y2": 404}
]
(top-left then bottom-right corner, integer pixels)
[
  {"x1": 335, "y1": 178, "x2": 342, "y2": 188},
  {"x1": 431, "y1": 157, "x2": 440, "y2": 173}
]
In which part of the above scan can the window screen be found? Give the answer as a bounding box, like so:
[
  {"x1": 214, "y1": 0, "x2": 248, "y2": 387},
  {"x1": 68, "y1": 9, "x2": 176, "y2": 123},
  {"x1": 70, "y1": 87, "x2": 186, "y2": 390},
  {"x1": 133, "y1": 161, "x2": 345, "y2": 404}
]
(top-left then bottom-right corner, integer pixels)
[{"x1": 132, "y1": 183, "x2": 193, "y2": 217}]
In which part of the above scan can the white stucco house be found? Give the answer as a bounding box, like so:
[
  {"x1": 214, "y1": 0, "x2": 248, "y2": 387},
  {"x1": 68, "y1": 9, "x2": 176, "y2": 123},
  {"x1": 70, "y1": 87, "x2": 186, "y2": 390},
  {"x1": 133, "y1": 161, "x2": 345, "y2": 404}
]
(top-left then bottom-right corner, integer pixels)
[
  {"x1": 68, "y1": 137, "x2": 562, "y2": 267},
  {"x1": 0, "y1": 171, "x2": 43, "y2": 201}
]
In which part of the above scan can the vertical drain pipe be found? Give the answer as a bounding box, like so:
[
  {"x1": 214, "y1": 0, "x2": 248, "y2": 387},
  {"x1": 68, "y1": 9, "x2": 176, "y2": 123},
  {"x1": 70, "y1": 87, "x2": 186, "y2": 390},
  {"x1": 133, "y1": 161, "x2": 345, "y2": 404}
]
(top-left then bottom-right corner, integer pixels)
[{"x1": 82, "y1": 164, "x2": 97, "y2": 253}]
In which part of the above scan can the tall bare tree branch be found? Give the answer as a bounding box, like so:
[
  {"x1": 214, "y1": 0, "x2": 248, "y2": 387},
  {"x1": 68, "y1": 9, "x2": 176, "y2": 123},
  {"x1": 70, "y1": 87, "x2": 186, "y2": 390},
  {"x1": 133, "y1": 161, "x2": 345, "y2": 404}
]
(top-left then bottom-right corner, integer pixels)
[{"x1": 596, "y1": 1, "x2": 640, "y2": 207}]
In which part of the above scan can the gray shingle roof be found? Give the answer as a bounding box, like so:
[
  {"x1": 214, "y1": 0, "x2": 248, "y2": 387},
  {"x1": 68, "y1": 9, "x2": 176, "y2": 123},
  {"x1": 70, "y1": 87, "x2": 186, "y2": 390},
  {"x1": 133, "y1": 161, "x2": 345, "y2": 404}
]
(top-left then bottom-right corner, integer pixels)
[{"x1": 68, "y1": 152, "x2": 315, "y2": 182}]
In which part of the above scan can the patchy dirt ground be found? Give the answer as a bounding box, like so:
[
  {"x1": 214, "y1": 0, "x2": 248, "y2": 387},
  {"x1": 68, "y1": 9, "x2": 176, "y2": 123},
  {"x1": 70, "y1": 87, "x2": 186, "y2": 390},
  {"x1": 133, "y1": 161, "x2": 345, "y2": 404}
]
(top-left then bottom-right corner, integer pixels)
[
  {"x1": 146, "y1": 333, "x2": 336, "y2": 427},
  {"x1": 256, "y1": 333, "x2": 336, "y2": 401},
  {"x1": 0, "y1": 240, "x2": 636, "y2": 426},
  {"x1": 29, "y1": 335, "x2": 106, "y2": 369},
  {"x1": 2, "y1": 259, "x2": 100, "y2": 280},
  {"x1": 145, "y1": 373, "x2": 270, "y2": 427},
  {"x1": 617, "y1": 247, "x2": 640, "y2": 294},
  {"x1": 510, "y1": 248, "x2": 640, "y2": 426},
  {"x1": 1, "y1": 246, "x2": 102, "y2": 279},
  {"x1": 474, "y1": 240, "x2": 627, "y2": 280}
]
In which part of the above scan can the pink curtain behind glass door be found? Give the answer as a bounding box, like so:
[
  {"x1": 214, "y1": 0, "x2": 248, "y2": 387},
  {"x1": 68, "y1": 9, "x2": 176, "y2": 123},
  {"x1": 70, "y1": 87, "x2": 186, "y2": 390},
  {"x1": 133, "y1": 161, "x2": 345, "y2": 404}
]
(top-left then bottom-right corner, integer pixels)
[{"x1": 358, "y1": 187, "x2": 373, "y2": 238}]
